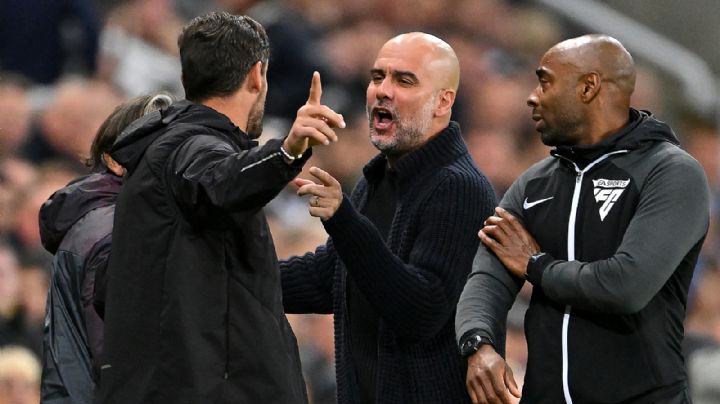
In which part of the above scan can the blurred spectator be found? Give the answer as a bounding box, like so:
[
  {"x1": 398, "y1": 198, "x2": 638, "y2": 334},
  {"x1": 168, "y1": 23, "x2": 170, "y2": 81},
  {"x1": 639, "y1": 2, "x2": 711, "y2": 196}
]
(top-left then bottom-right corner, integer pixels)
[
  {"x1": 97, "y1": 0, "x2": 184, "y2": 97},
  {"x1": 19, "y1": 78, "x2": 123, "y2": 167},
  {"x1": 0, "y1": 0, "x2": 99, "y2": 84},
  {"x1": 0, "y1": 244, "x2": 38, "y2": 356},
  {"x1": 0, "y1": 158, "x2": 38, "y2": 238},
  {"x1": 8, "y1": 163, "x2": 79, "y2": 259},
  {"x1": 0, "y1": 76, "x2": 33, "y2": 157},
  {"x1": 685, "y1": 262, "x2": 720, "y2": 404},
  {"x1": 0, "y1": 345, "x2": 41, "y2": 404}
]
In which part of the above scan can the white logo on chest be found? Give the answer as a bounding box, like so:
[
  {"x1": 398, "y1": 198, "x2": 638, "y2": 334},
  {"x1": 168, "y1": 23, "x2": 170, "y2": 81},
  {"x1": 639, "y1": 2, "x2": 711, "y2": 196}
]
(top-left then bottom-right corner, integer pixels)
[{"x1": 592, "y1": 178, "x2": 630, "y2": 221}]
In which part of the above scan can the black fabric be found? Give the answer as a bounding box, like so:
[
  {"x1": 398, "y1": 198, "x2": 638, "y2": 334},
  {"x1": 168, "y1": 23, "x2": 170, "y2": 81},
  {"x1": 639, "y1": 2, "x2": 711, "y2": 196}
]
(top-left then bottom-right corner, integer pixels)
[
  {"x1": 349, "y1": 167, "x2": 397, "y2": 403},
  {"x1": 99, "y1": 101, "x2": 308, "y2": 404},
  {"x1": 38, "y1": 172, "x2": 121, "y2": 404},
  {"x1": 282, "y1": 122, "x2": 498, "y2": 403}
]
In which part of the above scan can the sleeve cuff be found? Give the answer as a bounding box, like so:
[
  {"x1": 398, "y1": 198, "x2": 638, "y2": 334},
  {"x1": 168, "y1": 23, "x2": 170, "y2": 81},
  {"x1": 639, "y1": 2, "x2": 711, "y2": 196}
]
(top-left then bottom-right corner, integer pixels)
[
  {"x1": 321, "y1": 194, "x2": 354, "y2": 232},
  {"x1": 526, "y1": 252, "x2": 554, "y2": 288}
]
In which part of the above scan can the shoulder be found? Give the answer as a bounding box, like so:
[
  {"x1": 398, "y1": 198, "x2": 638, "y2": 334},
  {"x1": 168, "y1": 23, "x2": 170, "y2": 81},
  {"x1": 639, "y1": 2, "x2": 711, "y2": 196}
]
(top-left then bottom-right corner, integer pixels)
[{"x1": 628, "y1": 141, "x2": 706, "y2": 183}]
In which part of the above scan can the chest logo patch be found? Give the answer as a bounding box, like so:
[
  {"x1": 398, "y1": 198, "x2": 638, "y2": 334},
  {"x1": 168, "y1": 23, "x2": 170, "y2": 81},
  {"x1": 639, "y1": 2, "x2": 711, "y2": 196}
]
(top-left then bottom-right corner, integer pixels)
[{"x1": 592, "y1": 178, "x2": 630, "y2": 221}]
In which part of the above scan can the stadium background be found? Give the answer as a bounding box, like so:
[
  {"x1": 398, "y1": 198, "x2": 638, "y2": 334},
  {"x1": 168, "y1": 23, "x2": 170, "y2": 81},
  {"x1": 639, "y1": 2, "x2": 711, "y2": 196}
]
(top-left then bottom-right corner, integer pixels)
[{"x1": 0, "y1": 0, "x2": 718, "y2": 402}]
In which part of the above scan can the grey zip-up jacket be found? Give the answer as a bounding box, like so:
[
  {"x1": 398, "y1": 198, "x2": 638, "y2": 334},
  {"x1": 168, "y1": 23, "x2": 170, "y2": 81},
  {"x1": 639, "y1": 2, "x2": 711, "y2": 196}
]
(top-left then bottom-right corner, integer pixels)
[{"x1": 456, "y1": 109, "x2": 709, "y2": 404}]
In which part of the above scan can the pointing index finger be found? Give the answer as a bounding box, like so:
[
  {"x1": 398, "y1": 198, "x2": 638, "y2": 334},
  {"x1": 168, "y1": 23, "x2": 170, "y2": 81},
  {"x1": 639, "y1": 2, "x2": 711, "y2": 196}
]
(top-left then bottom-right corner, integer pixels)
[{"x1": 307, "y1": 71, "x2": 322, "y2": 105}]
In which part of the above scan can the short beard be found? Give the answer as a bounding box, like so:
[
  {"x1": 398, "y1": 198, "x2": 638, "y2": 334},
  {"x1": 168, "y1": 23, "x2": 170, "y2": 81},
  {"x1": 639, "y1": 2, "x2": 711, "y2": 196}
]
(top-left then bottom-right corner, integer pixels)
[
  {"x1": 367, "y1": 92, "x2": 436, "y2": 155},
  {"x1": 246, "y1": 94, "x2": 265, "y2": 140}
]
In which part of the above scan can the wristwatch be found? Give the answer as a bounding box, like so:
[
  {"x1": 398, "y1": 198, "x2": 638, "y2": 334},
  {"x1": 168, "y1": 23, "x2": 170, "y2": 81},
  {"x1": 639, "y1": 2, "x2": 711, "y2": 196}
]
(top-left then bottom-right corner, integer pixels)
[
  {"x1": 526, "y1": 252, "x2": 547, "y2": 279},
  {"x1": 460, "y1": 334, "x2": 493, "y2": 358}
]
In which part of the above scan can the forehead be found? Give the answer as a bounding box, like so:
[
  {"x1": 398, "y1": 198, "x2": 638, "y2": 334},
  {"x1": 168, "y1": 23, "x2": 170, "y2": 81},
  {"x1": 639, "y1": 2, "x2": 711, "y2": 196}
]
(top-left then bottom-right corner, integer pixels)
[
  {"x1": 537, "y1": 49, "x2": 573, "y2": 77},
  {"x1": 373, "y1": 40, "x2": 433, "y2": 75}
]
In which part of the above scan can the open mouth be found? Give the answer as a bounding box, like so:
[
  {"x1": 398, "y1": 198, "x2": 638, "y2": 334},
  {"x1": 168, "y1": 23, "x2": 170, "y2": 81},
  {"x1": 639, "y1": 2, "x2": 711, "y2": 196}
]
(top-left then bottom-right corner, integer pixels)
[{"x1": 373, "y1": 107, "x2": 395, "y2": 131}]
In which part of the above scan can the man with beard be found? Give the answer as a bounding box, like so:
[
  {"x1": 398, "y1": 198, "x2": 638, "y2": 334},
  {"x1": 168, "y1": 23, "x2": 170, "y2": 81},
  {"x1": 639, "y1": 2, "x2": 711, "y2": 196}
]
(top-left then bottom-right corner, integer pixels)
[
  {"x1": 456, "y1": 35, "x2": 708, "y2": 403},
  {"x1": 98, "y1": 12, "x2": 344, "y2": 404},
  {"x1": 280, "y1": 32, "x2": 497, "y2": 403}
]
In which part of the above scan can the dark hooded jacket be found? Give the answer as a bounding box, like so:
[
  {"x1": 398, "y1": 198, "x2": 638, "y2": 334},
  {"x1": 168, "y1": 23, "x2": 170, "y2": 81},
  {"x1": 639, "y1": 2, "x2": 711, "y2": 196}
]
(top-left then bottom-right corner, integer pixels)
[
  {"x1": 98, "y1": 101, "x2": 308, "y2": 404},
  {"x1": 457, "y1": 109, "x2": 710, "y2": 403},
  {"x1": 39, "y1": 171, "x2": 121, "y2": 404}
]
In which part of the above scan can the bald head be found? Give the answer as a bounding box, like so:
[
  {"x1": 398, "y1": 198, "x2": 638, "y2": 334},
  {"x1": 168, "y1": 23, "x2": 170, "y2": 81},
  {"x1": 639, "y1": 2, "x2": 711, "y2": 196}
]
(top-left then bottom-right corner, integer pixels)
[
  {"x1": 381, "y1": 32, "x2": 460, "y2": 91},
  {"x1": 549, "y1": 34, "x2": 636, "y2": 97}
]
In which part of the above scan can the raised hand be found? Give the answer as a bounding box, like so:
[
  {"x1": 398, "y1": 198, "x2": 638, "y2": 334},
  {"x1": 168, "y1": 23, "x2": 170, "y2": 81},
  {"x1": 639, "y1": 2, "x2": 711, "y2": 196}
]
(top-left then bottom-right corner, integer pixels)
[
  {"x1": 293, "y1": 166, "x2": 343, "y2": 221},
  {"x1": 283, "y1": 72, "x2": 345, "y2": 157}
]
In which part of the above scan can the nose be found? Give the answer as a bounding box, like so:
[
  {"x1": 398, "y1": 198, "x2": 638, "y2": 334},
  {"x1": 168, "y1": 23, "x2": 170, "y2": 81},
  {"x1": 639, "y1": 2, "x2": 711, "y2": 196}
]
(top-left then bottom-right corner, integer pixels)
[
  {"x1": 527, "y1": 88, "x2": 539, "y2": 108},
  {"x1": 375, "y1": 77, "x2": 393, "y2": 100}
]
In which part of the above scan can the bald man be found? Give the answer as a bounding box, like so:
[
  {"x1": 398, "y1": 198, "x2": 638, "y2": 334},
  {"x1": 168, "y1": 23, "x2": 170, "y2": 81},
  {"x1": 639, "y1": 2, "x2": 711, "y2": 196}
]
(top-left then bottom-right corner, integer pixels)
[
  {"x1": 456, "y1": 35, "x2": 708, "y2": 404},
  {"x1": 281, "y1": 32, "x2": 496, "y2": 403}
]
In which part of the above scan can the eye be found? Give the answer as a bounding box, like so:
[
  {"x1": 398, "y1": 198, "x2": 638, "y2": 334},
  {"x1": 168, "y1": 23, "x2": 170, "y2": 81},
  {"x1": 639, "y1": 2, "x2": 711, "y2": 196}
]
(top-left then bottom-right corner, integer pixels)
[{"x1": 371, "y1": 74, "x2": 384, "y2": 83}]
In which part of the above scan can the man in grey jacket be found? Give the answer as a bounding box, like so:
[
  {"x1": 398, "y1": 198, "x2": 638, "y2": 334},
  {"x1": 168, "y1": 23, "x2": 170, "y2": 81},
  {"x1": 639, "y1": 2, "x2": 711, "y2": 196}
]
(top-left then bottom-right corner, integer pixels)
[{"x1": 456, "y1": 35, "x2": 709, "y2": 404}]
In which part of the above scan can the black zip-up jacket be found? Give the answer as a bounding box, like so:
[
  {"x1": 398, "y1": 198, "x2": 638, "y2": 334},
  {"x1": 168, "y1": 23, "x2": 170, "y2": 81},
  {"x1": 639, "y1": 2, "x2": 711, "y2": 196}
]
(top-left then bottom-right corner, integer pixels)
[
  {"x1": 282, "y1": 123, "x2": 498, "y2": 403},
  {"x1": 98, "y1": 101, "x2": 308, "y2": 404},
  {"x1": 456, "y1": 109, "x2": 710, "y2": 403},
  {"x1": 39, "y1": 172, "x2": 121, "y2": 404}
]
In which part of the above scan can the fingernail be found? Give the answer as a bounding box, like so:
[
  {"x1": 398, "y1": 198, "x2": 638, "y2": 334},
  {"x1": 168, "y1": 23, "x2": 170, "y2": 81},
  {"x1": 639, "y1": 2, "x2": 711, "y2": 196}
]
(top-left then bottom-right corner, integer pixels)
[
  {"x1": 324, "y1": 139, "x2": 330, "y2": 145},
  {"x1": 339, "y1": 121, "x2": 346, "y2": 129}
]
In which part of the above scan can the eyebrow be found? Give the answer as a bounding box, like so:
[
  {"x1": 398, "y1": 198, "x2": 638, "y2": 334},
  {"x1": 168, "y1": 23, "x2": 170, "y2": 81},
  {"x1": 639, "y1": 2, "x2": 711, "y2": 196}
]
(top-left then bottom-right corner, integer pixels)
[
  {"x1": 370, "y1": 68, "x2": 419, "y2": 83},
  {"x1": 535, "y1": 68, "x2": 548, "y2": 78}
]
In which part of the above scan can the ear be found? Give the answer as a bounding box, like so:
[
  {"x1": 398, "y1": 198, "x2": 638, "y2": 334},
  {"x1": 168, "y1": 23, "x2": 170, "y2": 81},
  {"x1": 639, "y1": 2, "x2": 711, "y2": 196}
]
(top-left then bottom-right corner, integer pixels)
[
  {"x1": 579, "y1": 72, "x2": 600, "y2": 103},
  {"x1": 246, "y1": 61, "x2": 265, "y2": 94},
  {"x1": 103, "y1": 153, "x2": 126, "y2": 177},
  {"x1": 434, "y1": 89, "x2": 456, "y2": 118}
]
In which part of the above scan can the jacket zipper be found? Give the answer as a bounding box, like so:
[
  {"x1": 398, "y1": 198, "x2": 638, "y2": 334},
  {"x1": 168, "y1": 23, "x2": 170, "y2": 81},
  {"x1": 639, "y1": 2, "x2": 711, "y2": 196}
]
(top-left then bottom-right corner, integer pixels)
[{"x1": 556, "y1": 150, "x2": 628, "y2": 403}]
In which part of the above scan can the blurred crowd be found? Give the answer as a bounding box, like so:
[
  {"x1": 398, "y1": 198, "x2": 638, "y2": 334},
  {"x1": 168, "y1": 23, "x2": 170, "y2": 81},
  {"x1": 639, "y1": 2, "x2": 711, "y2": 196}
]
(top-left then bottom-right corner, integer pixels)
[{"x1": 0, "y1": 0, "x2": 718, "y2": 403}]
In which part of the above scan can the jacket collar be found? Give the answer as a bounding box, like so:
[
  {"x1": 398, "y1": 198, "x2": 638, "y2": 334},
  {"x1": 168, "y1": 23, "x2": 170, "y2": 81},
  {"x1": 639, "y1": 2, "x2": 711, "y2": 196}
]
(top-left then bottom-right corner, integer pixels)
[
  {"x1": 362, "y1": 121, "x2": 467, "y2": 186},
  {"x1": 112, "y1": 100, "x2": 254, "y2": 173},
  {"x1": 551, "y1": 108, "x2": 679, "y2": 168}
]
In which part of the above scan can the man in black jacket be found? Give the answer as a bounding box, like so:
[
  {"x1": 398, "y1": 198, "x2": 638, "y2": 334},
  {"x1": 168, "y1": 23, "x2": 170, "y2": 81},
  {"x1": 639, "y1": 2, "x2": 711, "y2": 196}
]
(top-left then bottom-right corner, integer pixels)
[
  {"x1": 98, "y1": 12, "x2": 344, "y2": 404},
  {"x1": 39, "y1": 93, "x2": 171, "y2": 404},
  {"x1": 456, "y1": 35, "x2": 709, "y2": 403},
  {"x1": 281, "y1": 32, "x2": 497, "y2": 403}
]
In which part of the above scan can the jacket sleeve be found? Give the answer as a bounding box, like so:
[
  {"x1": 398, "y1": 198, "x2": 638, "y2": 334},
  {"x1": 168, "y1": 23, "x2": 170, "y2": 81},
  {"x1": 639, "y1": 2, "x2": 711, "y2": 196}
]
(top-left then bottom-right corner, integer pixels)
[
  {"x1": 168, "y1": 135, "x2": 307, "y2": 214},
  {"x1": 86, "y1": 233, "x2": 112, "y2": 368},
  {"x1": 455, "y1": 176, "x2": 526, "y2": 354},
  {"x1": 280, "y1": 239, "x2": 337, "y2": 314},
  {"x1": 323, "y1": 172, "x2": 496, "y2": 341},
  {"x1": 528, "y1": 152, "x2": 710, "y2": 314}
]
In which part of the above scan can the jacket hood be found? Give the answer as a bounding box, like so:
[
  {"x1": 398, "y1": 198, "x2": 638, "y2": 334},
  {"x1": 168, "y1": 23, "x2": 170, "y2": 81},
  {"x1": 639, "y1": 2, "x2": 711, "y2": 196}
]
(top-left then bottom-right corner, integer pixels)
[
  {"x1": 39, "y1": 172, "x2": 122, "y2": 254},
  {"x1": 111, "y1": 100, "x2": 242, "y2": 173},
  {"x1": 553, "y1": 109, "x2": 679, "y2": 166}
]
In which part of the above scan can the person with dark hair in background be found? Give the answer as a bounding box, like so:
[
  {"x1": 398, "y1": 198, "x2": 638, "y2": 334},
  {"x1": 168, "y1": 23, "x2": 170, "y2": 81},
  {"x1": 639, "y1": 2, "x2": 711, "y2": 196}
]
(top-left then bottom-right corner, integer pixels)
[
  {"x1": 456, "y1": 35, "x2": 709, "y2": 404},
  {"x1": 281, "y1": 32, "x2": 497, "y2": 403},
  {"x1": 98, "y1": 12, "x2": 344, "y2": 404},
  {"x1": 38, "y1": 94, "x2": 172, "y2": 404}
]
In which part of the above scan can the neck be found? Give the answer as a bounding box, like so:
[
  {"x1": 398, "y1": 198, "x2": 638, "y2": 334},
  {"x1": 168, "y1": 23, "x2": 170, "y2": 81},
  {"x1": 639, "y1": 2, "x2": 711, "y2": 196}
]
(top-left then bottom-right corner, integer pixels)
[
  {"x1": 202, "y1": 94, "x2": 252, "y2": 132},
  {"x1": 585, "y1": 109, "x2": 629, "y2": 145}
]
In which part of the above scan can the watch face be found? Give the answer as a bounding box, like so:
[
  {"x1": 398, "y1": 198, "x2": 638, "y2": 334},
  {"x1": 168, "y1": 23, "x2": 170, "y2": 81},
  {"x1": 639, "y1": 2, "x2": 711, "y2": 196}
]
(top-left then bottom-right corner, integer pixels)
[{"x1": 461, "y1": 335, "x2": 481, "y2": 356}]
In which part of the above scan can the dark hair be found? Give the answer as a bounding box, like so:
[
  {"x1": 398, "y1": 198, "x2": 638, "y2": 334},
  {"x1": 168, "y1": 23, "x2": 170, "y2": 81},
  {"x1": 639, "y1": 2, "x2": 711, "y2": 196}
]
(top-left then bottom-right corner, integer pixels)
[
  {"x1": 178, "y1": 12, "x2": 270, "y2": 102},
  {"x1": 85, "y1": 94, "x2": 173, "y2": 171}
]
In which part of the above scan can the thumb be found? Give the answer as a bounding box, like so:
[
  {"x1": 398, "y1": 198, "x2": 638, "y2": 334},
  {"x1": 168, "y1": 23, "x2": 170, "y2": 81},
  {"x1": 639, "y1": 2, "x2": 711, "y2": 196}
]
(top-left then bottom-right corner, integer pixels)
[{"x1": 292, "y1": 178, "x2": 315, "y2": 188}]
